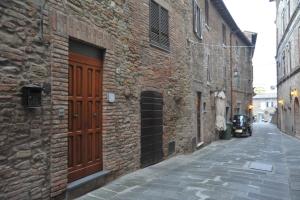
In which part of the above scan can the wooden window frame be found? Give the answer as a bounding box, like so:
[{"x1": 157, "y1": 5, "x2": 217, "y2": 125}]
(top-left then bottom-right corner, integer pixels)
[
  {"x1": 193, "y1": 0, "x2": 203, "y2": 40},
  {"x1": 149, "y1": 0, "x2": 170, "y2": 51}
]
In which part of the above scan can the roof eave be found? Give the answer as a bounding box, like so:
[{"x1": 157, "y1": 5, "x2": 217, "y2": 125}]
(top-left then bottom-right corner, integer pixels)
[{"x1": 210, "y1": 0, "x2": 254, "y2": 47}]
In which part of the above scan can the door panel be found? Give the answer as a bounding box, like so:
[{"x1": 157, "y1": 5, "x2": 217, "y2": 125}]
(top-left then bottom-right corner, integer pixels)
[
  {"x1": 68, "y1": 52, "x2": 103, "y2": 182},
  {"x1": 140, "y1": 91, "x2": 163, "y2": 168},
  {"x1": 197, "y1": 93, "x2": 202, "y2": 144}
]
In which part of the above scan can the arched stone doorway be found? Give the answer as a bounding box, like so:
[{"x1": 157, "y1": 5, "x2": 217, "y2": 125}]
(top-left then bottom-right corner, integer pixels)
[{"x1": 294, "y1": 98, "x2": 300, "y2": 137}]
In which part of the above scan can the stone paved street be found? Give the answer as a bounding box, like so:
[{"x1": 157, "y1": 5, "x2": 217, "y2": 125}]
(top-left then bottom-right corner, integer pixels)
[{"x1": 78, "y1": 123, "x2": 300, "y2": 200}]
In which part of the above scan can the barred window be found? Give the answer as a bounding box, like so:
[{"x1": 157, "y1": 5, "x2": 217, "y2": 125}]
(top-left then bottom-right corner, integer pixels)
[
  {"x1": 193, "y1": 0, "x2": 203, "y2": 40},
  {"x1": 150, "y1": 0, "x2": 170, "y2": 50}
]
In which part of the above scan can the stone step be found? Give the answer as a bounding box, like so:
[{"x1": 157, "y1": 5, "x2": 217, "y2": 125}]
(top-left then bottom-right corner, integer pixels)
[{"x1": 66, "y1": 170, "x2": 111, "y2": 199}]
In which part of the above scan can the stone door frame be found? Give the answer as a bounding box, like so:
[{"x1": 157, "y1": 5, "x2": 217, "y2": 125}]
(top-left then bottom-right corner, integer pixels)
[{"x1": 49, "y1": 10, "x2": 114, "y2": 198}]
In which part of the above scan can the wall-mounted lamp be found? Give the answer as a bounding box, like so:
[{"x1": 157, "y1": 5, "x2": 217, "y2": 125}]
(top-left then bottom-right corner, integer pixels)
[
  {"x1": 278, "y1": 99, "x2": 284, "y2": 105},
  {"x1": 233, "y1": 69, "x2": 239, "y2": 77},
  {"x1": 248, "y1": 104, "x2": 254, "y2": 110},
  {"x1": 22, "y1": 85, "x2": 43, "y2": 108},
  {"x1": 291, "y1": 89, "x2": 298, "y2": 98}
]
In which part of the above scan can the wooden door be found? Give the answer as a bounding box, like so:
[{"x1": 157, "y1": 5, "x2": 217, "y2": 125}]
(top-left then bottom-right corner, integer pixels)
[
  {"x1": 68, "y1": 52, "x2": 103, "y2": 182},
  {"x1": 197, "y1": 93, "x2": 202, "y2": 144},
  {"x1": 140, "y1": 91, "x2": 163, "y2": 168}
]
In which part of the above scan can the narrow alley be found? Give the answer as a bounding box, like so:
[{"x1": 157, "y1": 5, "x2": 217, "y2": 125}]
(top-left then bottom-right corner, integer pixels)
[{"x1": 79, "y1": 123, "x2": 300, "y2": 200}]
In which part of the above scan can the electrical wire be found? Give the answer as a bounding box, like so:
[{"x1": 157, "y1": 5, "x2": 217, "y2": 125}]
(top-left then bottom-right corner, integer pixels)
[{"x1": 188, "y1": 39, "x2": 255, "y2": 48}]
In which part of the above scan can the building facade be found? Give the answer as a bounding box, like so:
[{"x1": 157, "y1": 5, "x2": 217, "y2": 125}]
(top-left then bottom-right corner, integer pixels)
[
  {"x1": 0, "y1": 0, "x2": 256, "y2": 199},
  {"x1": 253, "y1": 93, "x2": 277, "y2": 122},
  {"x1": 272, "y1": 0, "x2": 300, "y2": 137}
]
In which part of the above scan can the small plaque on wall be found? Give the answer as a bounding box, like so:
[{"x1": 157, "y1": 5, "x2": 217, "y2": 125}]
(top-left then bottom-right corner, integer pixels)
[{"x1": 107, "y1": 92, "x2": 115, "y2": 103}]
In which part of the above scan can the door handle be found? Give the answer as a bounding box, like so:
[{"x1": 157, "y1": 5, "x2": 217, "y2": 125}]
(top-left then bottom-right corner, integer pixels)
[{"x1": 73, "y1": 113, "x2": 78, "y2": 118}]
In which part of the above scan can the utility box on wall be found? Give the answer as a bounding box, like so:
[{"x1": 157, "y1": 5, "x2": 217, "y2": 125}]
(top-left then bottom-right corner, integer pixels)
[{"x1": 22, "y1": 85, "x2": 43, "y2": 108}]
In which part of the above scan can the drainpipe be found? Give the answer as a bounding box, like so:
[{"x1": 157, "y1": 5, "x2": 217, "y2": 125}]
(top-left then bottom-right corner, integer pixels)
[{"x1": 230, "y1": 31, "x2": 233, "y2": 120}]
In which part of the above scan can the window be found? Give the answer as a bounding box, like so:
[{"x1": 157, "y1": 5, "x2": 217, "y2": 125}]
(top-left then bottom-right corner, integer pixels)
[
  {"x1": 288, "y1": 42, "x2": 292, "y2": 72},
  {"x1": 276, "y1": 28, "x2": 278, "y2": 45},
  {"x1": 282, "y1": 9, "x2": 286, "y2": 33},
  {"x1": 266, "y1": 102, "x2": 269, "y2": 108},
  {"x1": 298, "y1": 27, "x2": 300, "y2": 65},
  {"x1": 288, "y1": 1, "x2": 290, "y2": 20},
  {"x1": 207, "y1": 54, "x2": 211, "y2": 83},
  {"x1": 277, "y1": 61, "x2": 280, "y2": 80},
  {"x1": 205, "y1": 0, "x2": 209, "y2": 26},
  {"x1": 149, "y1": 0, "x2": 169, "y2": 50},
  {"x1": 283, "y1": 52, "x2": 286, "y2": 76},
  {"x1": 193, "y1": 0, "x2": 203, "y2": 40},
  {"x1": 260, "y1": 102, "x2": 266, "y2": 109},
  {"x1": 222, "y1": 24, "x2": 226, "y2": 45},
  {"x1": 236, "y1": 75, "x2": 241, "y2": 89},
  {"x1": 244, "y1": 47, "x2": 248, "y2": 59}
]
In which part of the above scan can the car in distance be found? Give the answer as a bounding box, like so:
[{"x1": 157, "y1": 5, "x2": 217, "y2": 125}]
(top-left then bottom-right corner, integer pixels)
[{"x1": 232, "y1": 115, "x2": 252, "y2": 137}]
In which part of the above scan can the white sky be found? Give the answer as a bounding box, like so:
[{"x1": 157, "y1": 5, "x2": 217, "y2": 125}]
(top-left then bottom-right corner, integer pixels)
[{"x1": 223, "y1": 0, "x2": 277, "y2": 91}]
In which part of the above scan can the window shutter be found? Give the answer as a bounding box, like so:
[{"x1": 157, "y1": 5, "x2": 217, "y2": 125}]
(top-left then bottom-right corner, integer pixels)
[
  {"x1": 160, "y1": 7, "x2": 169, "y2": 48},
  {"x1": 150, "y1": 0, "x2": 160, "y2": 44},
  {"x1": 198, "y1": 7, "x2": 203, "y2": 39},
  {"x1": 193, "y1": 0, "x2": 202, "y2": 40},
  {"x1": 193, "y1": 0, "x2": 198, "y2": 33}
]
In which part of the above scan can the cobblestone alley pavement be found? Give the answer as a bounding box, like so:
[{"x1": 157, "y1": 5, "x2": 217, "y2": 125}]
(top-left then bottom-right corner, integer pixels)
[{"x1": 79, "y1": 123, "x2": 300, "y2": 200}]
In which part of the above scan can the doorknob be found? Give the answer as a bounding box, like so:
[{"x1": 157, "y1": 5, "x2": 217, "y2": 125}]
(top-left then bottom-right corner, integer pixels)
[
  {"x1": 93, "y1": 113, "x2": 97, "y2": 117},
  {"x1": 73, "y1": 113, "x2": 78, "y2": 118}
]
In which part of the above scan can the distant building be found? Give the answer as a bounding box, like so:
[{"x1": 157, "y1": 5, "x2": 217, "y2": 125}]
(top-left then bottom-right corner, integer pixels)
[
  {"x1": 253, "y1": 93, "x2": 277, "y2": 122},
  {"x1": 271, "y1": 0, "x2": 300, "y2": 137}
]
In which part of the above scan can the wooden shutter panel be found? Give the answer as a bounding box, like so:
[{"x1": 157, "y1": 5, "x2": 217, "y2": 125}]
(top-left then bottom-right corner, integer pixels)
[
  {"x1": 198, "y1": 6, "x2": 202, "y2": 39},
  {"x1": 160, "y1": 7, "x2": 169, "y2": 48},
  {"x1": 193, "y1": 0, "x2": 203, "y2": 40},
  {"x1": 150, "y1": 0, "x2": 160, "y2": 44},
  {"x1": 193, "y1": 0, "x2": 198, "y2": 33}
]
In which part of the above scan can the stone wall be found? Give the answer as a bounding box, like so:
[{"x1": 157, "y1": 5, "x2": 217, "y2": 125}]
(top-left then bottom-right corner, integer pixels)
[{"x1": 0, "y1": 1, "x2": 52, "y2": 199}]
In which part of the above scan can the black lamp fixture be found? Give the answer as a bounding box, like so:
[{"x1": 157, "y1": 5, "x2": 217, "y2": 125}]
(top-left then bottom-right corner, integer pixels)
[{"x1": 22, "y1": 84, "x2": 43, "y2": 108}]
